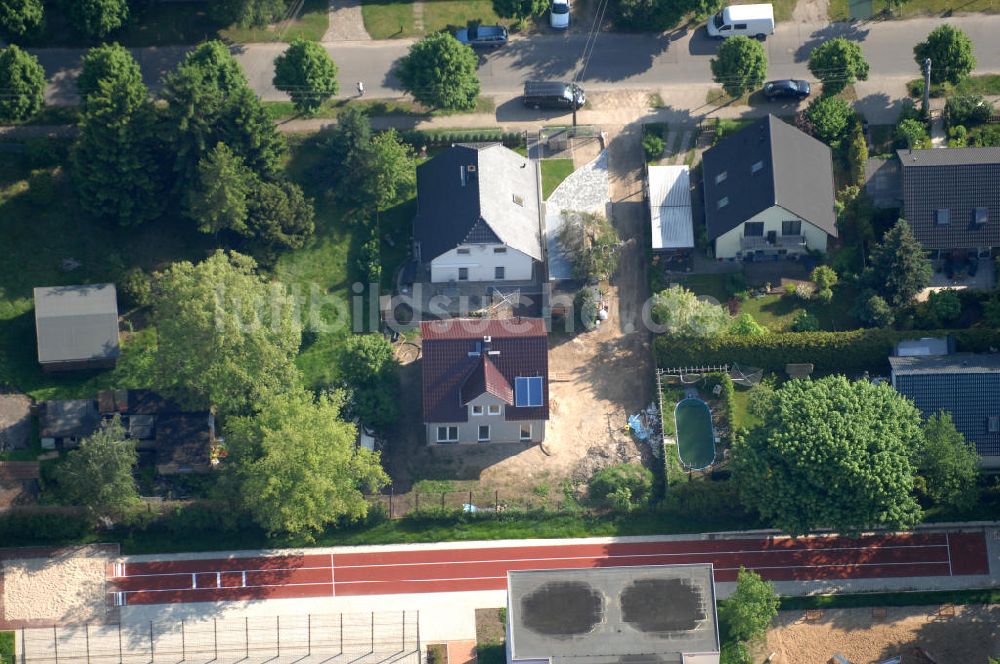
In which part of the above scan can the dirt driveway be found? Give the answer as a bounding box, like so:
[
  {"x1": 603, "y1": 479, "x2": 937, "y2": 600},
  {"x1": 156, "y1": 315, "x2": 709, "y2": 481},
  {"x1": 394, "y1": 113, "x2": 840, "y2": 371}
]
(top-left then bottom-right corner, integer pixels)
[
  {"x1": 385, "y1": 125, "x2": 656, "y2": 497},
  {"x1": 761, "y1": 605, "x2": 1000, "y2": 663}
]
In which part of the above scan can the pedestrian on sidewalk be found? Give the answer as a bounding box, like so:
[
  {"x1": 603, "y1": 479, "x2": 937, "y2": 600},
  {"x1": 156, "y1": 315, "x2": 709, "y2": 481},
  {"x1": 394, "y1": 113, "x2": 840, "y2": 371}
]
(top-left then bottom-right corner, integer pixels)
[{"x1": 357, "y1": 81, "x2": 365, "y2": 97}]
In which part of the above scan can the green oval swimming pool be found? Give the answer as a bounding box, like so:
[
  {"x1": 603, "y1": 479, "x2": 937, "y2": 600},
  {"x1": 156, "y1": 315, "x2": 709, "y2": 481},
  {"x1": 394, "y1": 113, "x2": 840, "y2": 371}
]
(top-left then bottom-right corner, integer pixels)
[{"x1": 674, "y1": 398, "x2": 716, "y2": 469}]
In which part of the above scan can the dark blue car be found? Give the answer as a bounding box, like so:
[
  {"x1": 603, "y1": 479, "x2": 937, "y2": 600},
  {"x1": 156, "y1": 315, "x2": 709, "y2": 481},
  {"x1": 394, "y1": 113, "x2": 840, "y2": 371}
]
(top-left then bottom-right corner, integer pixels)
[
  {"x1": 455, "y1": 24, "x2": 508, "y2": 48},
  {"x1": 763, "y1": 79, "x2": 811, "y2": 100}
]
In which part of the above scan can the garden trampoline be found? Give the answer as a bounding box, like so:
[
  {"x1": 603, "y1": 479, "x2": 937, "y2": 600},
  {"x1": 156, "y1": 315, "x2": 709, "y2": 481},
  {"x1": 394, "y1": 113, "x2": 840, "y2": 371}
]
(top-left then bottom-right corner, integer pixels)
[{"x1": 673, "y1": 398, "x2": 716, "y2": 470}]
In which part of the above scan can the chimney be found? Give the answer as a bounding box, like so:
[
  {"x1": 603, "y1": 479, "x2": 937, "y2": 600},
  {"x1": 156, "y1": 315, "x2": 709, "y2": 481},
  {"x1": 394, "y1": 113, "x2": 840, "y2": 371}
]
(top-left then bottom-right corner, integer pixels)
[{"x1": 460, "y1": 165, "x2": 466, "y2": 187}]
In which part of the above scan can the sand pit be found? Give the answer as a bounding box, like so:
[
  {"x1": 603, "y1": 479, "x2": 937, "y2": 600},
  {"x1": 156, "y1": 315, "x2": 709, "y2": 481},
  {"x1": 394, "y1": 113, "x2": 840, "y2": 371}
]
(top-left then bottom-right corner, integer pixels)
[
  {"x1": 763, "y1": 605, "x2": 1000, "y2": 663},
  {"x1": 2, "y1": 546, "x2": 113, "y2": 625}
]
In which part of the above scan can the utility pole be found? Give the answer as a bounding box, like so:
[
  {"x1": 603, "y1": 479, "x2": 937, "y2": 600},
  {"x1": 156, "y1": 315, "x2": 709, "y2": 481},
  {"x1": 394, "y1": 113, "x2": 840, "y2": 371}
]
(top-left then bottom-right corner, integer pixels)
[{"x1": 922, "y1": 58, "x2": 932, "y2": 117}]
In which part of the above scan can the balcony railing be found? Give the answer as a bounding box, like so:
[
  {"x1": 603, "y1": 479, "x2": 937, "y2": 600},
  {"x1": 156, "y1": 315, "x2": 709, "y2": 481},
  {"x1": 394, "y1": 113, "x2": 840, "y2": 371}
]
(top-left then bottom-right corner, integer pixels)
[{"x1": 740, "y1": 235, "x2": 807, "y2": 251}]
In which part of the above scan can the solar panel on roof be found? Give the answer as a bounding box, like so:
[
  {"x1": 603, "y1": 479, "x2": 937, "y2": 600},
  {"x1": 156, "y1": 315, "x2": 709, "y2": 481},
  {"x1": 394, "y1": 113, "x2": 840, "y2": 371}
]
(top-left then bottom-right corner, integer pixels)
[{"x1": 515, "y1": 376, "x2": 543, "y2": 407}]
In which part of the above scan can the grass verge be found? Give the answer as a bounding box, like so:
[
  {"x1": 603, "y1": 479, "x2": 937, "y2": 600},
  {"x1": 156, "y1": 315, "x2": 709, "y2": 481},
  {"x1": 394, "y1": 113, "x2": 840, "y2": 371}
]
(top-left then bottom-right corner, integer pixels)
[
  {"x1": 0, "y1": 631, "x2": 12, "y2": 664},
  {"x1": 220, "y1": 0, "x2": 330, "y2": 42},
  {"x1": 541, "y1": 159, "x2": 574, "y2": 199},
  {"x1": 779, "y1": 587, "x2": 1000, "y2": 610},
  {"x1": 831, "y1": 0, "x2": 1000, "y2": 20},
  {"x1": 907, "y1": 74, "x2": 1000, "y2": 99},
  {"x1": 422, "y1": 0, "x2": 505, "y2": 33},
  {"x1": 361, "y1": 0, "x2": 419, "y2": 38}
]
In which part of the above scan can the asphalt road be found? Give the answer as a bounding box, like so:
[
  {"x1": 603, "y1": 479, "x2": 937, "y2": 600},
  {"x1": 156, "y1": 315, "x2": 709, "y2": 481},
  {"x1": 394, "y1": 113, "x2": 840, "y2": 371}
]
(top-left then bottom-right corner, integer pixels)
[{"x1": 29, "y1": 14, "x2": 1000, "y2": 106}]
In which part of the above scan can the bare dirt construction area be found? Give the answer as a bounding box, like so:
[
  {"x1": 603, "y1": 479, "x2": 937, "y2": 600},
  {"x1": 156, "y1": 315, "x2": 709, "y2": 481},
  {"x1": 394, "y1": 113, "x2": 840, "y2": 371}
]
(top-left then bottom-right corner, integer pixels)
[
  {"x1": 384, "y1": 125, "x2": 656, "y2": 500},
  {"x1": 761, "y1": 605, "x2": 1000, "y2": 663},
  {"x1": 1, "y1": 545, "x2": 115, "y2": 628}
]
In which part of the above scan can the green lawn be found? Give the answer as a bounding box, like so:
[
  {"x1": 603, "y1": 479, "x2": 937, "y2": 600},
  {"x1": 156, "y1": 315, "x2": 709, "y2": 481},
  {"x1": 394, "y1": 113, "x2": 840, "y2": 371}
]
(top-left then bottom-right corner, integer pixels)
[
  {"x1": 221, "y1": 0, "x2": 330, "y2": 43},
  {"x1": 422, "y1": 0, "x2": 505, "y2": 32},
  {"x1": 907, "y1": 74, "x2": 1000, "y2": 99},
  {"x1": 831, "y1": 0, "x2": 999, "y2": 19},
  {"x1": 738, "y1": 288, "x2": 858, "y2": 332},
  {"x1": 730, "y1": 388, "x2": 761, "y2": 431},
  {"x1": 361, "y1": 0, "x2": 419, "y2": 38},
  {"x1": 669, "y1": 273, "x2": 731, "y2": 302},
  {"x1": 264, "y1": 98, "x2": 426, "y2": 121},
  {"x1": 541, "y1": 159, "x2": 574, "y2": 200},
  {"x1": 0, "y1": 631, "x2": 12, "y2": 664}
]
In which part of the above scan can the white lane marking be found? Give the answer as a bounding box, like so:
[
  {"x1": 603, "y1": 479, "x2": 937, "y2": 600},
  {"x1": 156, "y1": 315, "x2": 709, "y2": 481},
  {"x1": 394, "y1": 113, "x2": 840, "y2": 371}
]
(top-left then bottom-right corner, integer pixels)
[
  {"x1": 242, "y1": 571, "x2": 247, "y2": 587},
  {"x1": 122, "y1": 564, "x2": 335, "y2": 579},
  {"x1": 121, "y1": 580, "x2": 335, "y2": 595},
  {"x1": 191, "y1": 573, "x2": 197, "y2": 589},
  {"x1": 946, "y1": 533, "x2": 954, "y2": 575},
  {"x1": 333, "y1": 544, "x2": 951, "y2": 569}
]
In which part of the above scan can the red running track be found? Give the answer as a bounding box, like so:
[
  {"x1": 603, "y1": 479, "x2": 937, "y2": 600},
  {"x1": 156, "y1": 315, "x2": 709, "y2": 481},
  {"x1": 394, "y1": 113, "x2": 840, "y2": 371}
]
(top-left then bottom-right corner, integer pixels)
[{"x1": 107, "y1": 531, "x2": 991, "y2": 606}]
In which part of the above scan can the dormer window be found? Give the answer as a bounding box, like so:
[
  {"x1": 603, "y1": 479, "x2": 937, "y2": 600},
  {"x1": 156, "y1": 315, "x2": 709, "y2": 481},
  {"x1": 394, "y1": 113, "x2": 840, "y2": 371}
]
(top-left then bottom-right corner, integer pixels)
[
  {"x1": 974, "y1": 207, "x2": 989, "y2": 225},
  {"x1": 935, "y1": 209, "x2": 949, "y2": 226},
  {"x1": 751, "y1": 161, "x2": 764, "y2": 174},
  {"x1": 717, "y1": 197, "x2": 729, "y2": 210},
  {"x1": 457, "y1": 248, "x2": 471, "y2": 255},
  {"x1": 715, "y1": 171, "x2": 728, "y2": 185}
]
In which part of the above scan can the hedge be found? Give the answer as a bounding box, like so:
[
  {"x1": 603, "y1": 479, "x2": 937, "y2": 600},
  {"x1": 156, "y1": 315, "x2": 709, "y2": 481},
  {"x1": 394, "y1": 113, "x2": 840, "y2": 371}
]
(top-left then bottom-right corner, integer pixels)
[{"x1": 653, "y1": 328, "x2": 1000, "y2": 376}]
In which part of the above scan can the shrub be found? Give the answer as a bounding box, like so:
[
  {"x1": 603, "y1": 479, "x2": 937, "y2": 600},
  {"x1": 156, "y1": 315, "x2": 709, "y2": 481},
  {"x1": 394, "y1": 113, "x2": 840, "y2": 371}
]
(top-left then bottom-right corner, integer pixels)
[
  {"x1": 121, "y1": 266, "x2": 152, "y2": 308},
  {"x1": 926, "y1": 289, "x2": 961, "y2": 326},
  {"x1": 896, "y1": 118, "x2": 930, "y2": 149},
  {"x1": 972, "y1": 125, "x2": 1000, "y2": 147},
  {"x1": 746, "y1": 378, "x2": 776, "y2": 418},
  {"x1": 575, "y1": 287, "x2": 600, "y2": 331},
  {"x1": 588, "y1": 463, "x2": 654, "y2": 511},
  {"x1": 854, "y1": 292, "x2": 895, "y2": 327},
  {"x1": 642, "y1": 131, "x2": 665, "y2": 161},
  {"x1": 720, "y1": 641, "x2": 751, "y2": 664},
  {"x1": 945, "y1": 94, "x2": 993, "y2": 127},
  {"x1": 948, "y1": 125, "x2": 968, "y2": 147},
  {"x1": 725, "y1": 273, "x2": 747, "y2": 298},
  {"x1": 654, "y1": 327, "x2": 1000, "y2": 376},
  {"x1": 25, "y1": 169, "x2": 55, "y2": 206},
  {"x1": 729, "y1": 313, "x2": 768, "y2": 337},
  {"x1": 791, "y1": 311, "x2": 819, "y2": 332},
  {"x1": 0, "y1": 511, "x2": 91, "y2": 545},
  {"x1": 811, "y1": 265, "x2": 838, "y2": 291}
]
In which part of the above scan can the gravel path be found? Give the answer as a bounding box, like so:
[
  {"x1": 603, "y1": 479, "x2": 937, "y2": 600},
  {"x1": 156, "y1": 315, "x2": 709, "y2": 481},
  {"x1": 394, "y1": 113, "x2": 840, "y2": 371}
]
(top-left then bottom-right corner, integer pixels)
[{"x1": 322, "y1": 0, "x2": 371, "y2": 41}]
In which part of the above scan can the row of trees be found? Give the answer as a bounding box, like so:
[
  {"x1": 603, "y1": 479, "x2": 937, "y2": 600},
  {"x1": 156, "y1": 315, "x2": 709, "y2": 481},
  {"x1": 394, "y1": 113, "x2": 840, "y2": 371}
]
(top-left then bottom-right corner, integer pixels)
[{"x1": 0, "y1": 0, "x2": 297, "y2": 41}]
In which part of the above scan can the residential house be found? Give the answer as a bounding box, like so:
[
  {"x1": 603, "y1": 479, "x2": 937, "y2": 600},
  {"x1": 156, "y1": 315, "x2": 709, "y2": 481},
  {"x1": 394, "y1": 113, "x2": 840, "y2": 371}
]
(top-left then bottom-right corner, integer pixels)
[
  {"x1": 34, "y1": 284, "x2": 120, "y2": 371},
  {"x1": 506, "y1": 564, "x2": 720, "y2": 664},
  {"x1": 648, "y1": 165, "x2": 694, "y2": 267},
  {"x1": 701, "y1": 115, "x2": 837, "y2": 260},
  {"x1": 895, "y1": 147, "x2": 1000, "y2": 259},
  {"x1": 421, "y1": 318, "x2": 548, "y2": 445},
  {"x1": 413, "y1": 144, "x2": 543, "y2": 284},
  {"x1": 890, "y1": 350, "x2": 1000, "y2": 468},
  {"x1": 98, "y1": 389, "x2": 215, "y2": 475}
]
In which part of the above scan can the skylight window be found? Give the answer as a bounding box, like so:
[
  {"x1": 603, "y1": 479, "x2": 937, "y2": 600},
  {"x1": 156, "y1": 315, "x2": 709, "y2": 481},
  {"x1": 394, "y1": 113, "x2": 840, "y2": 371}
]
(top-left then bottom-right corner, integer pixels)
[
  {"x1": 751, "y1": 161, "x2": 764, "y2": 174},
  {"x1": 935, "y1": 209, "x2": 950, "y2": 226},
  {"x1": 715, "y1": 171, "x2": 728, "y2": 185},
  {"x1": 514, "y1": 376, "x2": 543, "y2": 407},
  {"x1": 975, "y1": 207, "x2": 989, "y2": 225},
  {"x1": 717, "y1": 197, "x2": 729, "y2": 210}
]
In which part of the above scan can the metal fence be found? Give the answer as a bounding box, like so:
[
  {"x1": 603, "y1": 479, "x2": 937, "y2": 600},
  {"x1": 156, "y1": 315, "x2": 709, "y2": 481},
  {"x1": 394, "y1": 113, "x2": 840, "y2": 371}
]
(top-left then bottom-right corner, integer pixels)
[
  {"x1": 370, "y1": 488, "x2": 581, "y2": 519},
  {"x1": 16, "y1": 611, "x2": 420, "y2": 664}
]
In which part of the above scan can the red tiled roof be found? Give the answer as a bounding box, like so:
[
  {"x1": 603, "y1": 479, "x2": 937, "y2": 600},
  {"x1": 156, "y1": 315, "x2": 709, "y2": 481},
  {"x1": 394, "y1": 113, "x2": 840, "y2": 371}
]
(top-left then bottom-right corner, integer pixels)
[
  {"x1": 421, "y1": 318, "x2": 548, "y2": 423},
  {"x1": 460, "y1": 353, "x2": 514, "y2": 405}
]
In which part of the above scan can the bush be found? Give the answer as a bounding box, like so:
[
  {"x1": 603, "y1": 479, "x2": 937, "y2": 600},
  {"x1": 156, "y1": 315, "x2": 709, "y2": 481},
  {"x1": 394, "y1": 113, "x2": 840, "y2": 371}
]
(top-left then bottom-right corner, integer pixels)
[
  {"x1": 720, "y1": 641, "x2": 751, "y2": 664},
  {"x1": 725, "y1": 272, "x2": 747, "y2": 298},
  {"x1": 791, "y1": 310, "x2": 819, "y2": 332},
  {"x1": 972, "y1": 125, "x2": 1000, "y2": 147},
  {"x1": 588, "y1": 463, "x2": 654, "y2": 511},
  {"x1": 0, "y1": 511, "x2": 91, "y2": 545},
  {"x1": 121, "y1": 266, "x2": 152, "y2": 308},
  {"x1": 642, "y1": 132, "x2": 665, "y2": 161},
  {"x1": 896, "y1": 118, "x2": 930, "y2": 149},
  {"x1": 653, "y1": 327, "x2": 1000, "y2": 376},
  {"x1": 926, "y1": 289, "x2": 961, "y2": 326},
  {"x1": 25, "y1": 169, "x2": 55, "y2": 206},
  {"x1": 945, "y1": 94, "x2": 993, "y2": 127},
  {"x1": 746, "y1": 378, "x2": 776, "y2": 418},
  {"x1": 854, "y1": 292, "x2": 895, "y2": 327},
  {"x1": 575, "y1": 287, "x2": 600, "y2": 331}
]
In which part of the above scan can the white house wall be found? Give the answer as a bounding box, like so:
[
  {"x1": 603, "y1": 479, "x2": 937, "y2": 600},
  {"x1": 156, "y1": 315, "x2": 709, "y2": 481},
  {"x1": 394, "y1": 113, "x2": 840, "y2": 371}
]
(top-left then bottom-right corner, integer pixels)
[
  {"x1": 430, "y1": 244, "x2": 534, "y2": 283},
  {"x1": 713, "y1": 205, "x2": 829, "y2": 259}
]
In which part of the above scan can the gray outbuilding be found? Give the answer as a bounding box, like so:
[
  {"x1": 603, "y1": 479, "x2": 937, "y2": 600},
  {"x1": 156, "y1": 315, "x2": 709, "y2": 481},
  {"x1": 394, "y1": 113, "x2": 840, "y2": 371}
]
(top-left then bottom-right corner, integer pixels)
[{"x1": 34, "y1": 284, "x2": 120, "y2": 371}]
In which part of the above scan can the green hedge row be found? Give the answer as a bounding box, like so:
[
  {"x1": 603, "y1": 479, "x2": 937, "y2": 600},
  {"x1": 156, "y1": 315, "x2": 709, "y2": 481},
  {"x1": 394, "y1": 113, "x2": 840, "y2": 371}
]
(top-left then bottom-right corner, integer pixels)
[
  {"x1": 400, "y1": 130, "x2": 525, "y2": 150},
  {"x1": 653, "y1": 328, "x2": 1000, "y2": 376}
]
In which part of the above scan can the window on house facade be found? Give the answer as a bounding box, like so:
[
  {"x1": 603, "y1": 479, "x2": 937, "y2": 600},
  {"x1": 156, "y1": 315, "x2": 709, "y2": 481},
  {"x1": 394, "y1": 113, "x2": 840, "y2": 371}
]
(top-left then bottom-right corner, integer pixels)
[
  {"x1": 458, "y1": 268, "x2": 469, "y2": 281},
  {"x1": 989, "y1": 416, "x2": 1000, "y2": 433},
  {"x1": 457, "y1": 248, "x2": 470, "y2": 255},
  {"x1": 520, "y1": 424, "x2": 532, "y2": 441},
  {"x1": 488, "y1": 404, "x2": 502, "y2": 416},
  {"x1": 471, "y1": 405, "x2": 484, "y2": 416},
  {"x1": 744, "y1": 222, "x2": 764, "y2": 237},
  {"x1": 436, "y1": 426, "x2": 458, "y2": 443},
  {"x1": 478, "y1": 425, "x2": 491, "y2": 441},
  {"x1": 781, "y1": 220, "x2": 802, "y2": 236},
  {"x1": 495, "y1": 266, "x2": 505, "y2": 280}
]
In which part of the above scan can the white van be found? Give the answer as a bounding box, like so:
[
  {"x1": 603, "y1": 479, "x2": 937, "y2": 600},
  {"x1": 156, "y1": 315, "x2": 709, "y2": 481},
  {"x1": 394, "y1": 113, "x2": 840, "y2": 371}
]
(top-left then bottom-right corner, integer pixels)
[{"x1": 706, "y1": 3, "x2": 775, "y2": 40}]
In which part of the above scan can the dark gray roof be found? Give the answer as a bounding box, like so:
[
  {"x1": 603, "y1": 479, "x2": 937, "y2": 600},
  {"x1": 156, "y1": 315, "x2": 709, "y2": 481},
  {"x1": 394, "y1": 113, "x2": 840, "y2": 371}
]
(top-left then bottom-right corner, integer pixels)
[
  {"x1": 507, "y1": 565, "x2": 719, "y2": 664},
  {"x1": 701, "y1": 115, "x2": 837, "y2": 241},
  {"x1": 898, "y1": 148, "x2": 1000, "y2": 250},
  {"x1": 39, "y1": 400, "x2": 101, "y2": 439},
  {"x1": 864, "y1": 157, "x2": 903, "y2": 209},
  {"x1": 34, "y1": 284, "x2": 120, "y2": 364},
  {"x1": 413, "y1": 144, "x2": 542, "y2": 262},
  {"x1": 891, "y1": 353, "x2": 1000, "y2": 457}
]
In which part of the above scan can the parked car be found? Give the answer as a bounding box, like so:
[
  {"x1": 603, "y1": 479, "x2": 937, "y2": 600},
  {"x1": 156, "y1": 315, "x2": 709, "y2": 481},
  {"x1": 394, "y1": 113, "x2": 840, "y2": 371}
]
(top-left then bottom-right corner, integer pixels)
[
  {"x1": 706, "y1": 3, "x2": 774, "y2": 39},
  {"x1": 550, "y1": 0, "x2": 570, "y2": 29},
  {"x1": 523, "y1": 81, "x2": 585, "y2": 110},
  {"x1": 455, "y1": 24, "x2": 508, "y2": 48},
  {"x1": 763, "y1": 79, "x2": 811, "y2": 100}
]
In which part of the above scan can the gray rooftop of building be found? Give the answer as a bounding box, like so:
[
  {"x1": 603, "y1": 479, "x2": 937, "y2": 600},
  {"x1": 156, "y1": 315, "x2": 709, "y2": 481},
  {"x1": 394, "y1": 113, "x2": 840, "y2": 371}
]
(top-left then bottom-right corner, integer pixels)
[
  {"x1": 897, "y1": 147, "x2": 1000, "y2": 168},
  {"x1": 34, "y1": 284, "x2": 120, "y2": 364},
  {"x1": 507, "y1": 565, "x2": 719, "y2": 664},
  {"x1": 889, "y1": 353, "x2": 1000, "y2": 375}
]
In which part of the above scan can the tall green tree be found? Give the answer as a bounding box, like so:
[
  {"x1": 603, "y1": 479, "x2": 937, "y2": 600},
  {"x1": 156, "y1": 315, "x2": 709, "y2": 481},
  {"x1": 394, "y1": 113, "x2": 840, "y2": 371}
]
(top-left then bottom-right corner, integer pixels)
[
  {"x1": 226, "y1": 388, "x2": 389, "y2": 538},
  {"x1": 865, "y1": 219, "x2": 931, "y2": 307},
  {"x1": 360, "y1": 129, "x2": 416, "y2": 211},
  {"x1": 913, "y1": 24, "x2": 976, "y2": 85},
  {"x1": 61, "y1": 0, "x2": 128, "y2": 38},
  {"x1": 161, "y1": 41, "x2": 283, "y2": 191},
  {"x1": 245, "y1": 178, "x2": 316, "y2": 256},
  {"x1": 805, "y1": 95, "x2": 854, "y2": 148},
  {"x1": 185, "y1": 142, "x2": 255, "y2": 235},
  {"x1": 847, "y1": 120, "x2": 868, "y2": 185},
  {"x1": 397, "y1": 32, "x2": 480, "y2": 111},
  {"x1": 710, "y1": 36, "x2": 767, "y2": 98},
  {"x1": 338, "y1": 334, "x2": 399, "y2": 431},
  {"x1": 273, "y1": 38, "x2": 339, "y2": 115},
  {"x1": 732, "y1": 376, "x2": 923, "y2": 536},
  {"x1": 77, "y1": 42, "x2": 140, "y2": 103},
  {"x1": 720, "y1": 568, "x2": 779, "y2": 642},
  {"x1": 53, "y1": 417, "x2": 139, "y2": 519},
  {"x1": 650, "y1": 286, "x2": 731, "y2": 338},
  {"x1": 72, "y1": 63, "x2": 163, "y2": 226},
  {"x1": 807, "y1": 37, "x2": 869, "y2": 96},
  {"x1": 0, "y1": 0, "x2": 43, "y2": 40},
  {"x1": 0, "y1": 45, "x2": 45, "y2": 122},
  {"x1": 151, "y1": 250, "x2": 302, "y2": 415},
  {"x1": 210, "y1": 0, "x2": 287, "y2": 27},
  {"x1": 916, "y1": 412, "x2": 980, "y2": 510}
]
